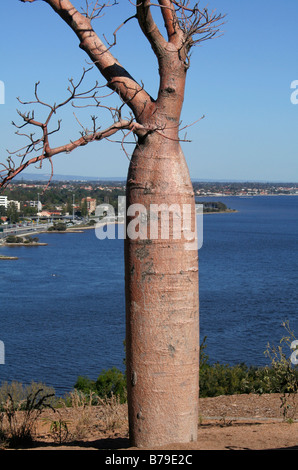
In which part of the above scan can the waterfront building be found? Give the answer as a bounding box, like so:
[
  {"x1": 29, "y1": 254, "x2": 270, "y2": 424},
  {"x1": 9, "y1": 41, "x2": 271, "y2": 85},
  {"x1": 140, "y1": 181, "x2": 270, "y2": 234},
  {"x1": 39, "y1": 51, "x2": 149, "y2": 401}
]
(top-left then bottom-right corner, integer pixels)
[
  {"x1": 0, "y1": 196, "x2": 8, "y2": 209},
  {"x1": 81, "y1": 197, "x2": 97, "y2": 214}
]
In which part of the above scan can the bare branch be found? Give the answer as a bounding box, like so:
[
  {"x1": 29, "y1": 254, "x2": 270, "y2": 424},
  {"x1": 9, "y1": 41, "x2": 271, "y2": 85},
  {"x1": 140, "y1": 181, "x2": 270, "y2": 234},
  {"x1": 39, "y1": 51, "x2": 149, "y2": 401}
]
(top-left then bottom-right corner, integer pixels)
[
  {"x1": 81, "y1": 0, "x2": 118, "y2": 21},
  {"x1": 172, "y1": 1, "x2": 225, "y2": 51},
  {"x1": 135, "y1": 1, "x2": 224, "y2": 66},
  {"x1": 158, "y1": 0, "x2": 182, "y2": 44},
  {"x1": 0, "y1": 69, "x2": 145, "y2": 189},
  {"x1": 36, "y1": 0, "x2": 154, "y2": 121},
  {"x1": 0, "y1": 119, "x2": 139, "y2": 190},
  {"x1": 103, "y1": 14, "x2": 137, "y2": 50},
  {"x1": 136, "y1": 0, "x2": 168, "y2": 57}
]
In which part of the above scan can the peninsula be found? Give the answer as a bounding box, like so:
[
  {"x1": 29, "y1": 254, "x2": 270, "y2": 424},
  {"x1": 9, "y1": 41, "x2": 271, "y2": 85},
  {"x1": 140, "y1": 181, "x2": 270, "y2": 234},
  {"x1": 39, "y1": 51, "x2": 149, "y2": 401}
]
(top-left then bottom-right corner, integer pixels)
[{"x1": 0, "y1": 255, "x2": 18, "y2": 260}]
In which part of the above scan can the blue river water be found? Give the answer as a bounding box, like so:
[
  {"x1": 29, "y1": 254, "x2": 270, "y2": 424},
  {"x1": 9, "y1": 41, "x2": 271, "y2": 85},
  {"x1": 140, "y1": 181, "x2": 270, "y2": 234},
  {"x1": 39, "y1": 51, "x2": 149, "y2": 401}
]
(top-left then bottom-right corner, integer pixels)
[{"x1": 0, "y1": 196, "x2": 297, "y2": 394}]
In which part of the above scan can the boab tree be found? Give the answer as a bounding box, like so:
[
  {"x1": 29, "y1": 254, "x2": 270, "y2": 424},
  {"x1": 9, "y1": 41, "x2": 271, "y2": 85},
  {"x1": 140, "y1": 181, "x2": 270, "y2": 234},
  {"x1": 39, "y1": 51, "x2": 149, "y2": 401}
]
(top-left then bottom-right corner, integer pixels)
[{"x1": 1, "y1": 0, "x2": 223, "y2": 447}]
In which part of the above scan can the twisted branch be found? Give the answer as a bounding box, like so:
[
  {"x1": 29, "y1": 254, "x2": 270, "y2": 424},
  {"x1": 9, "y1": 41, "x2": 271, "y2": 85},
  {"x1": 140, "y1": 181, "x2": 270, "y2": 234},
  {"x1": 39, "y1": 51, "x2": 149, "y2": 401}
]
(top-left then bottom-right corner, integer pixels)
[{"x1": 0, "y1": 68, "x2": 141, "y2": 189}]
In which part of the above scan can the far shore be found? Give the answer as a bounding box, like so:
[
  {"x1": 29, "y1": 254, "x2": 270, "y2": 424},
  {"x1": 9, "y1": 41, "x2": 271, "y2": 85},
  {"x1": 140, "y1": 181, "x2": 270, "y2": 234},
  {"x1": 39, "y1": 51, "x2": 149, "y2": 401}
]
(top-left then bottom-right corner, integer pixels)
[
  {"x1": 0, "y1": 254, "x2": 18, "y2": 260},
  {"x1": 196, "y1": 193, "x2": 298, "y2": 197},
  {"x1": 202, "y1": 209, "x2": 238, "y2": 215},
  {"x1": 46, "y1": 229, "x2": 85, "y2": 233},
  {"x1": 3, "y1": 242, "x2": 48, "y2": 246}
]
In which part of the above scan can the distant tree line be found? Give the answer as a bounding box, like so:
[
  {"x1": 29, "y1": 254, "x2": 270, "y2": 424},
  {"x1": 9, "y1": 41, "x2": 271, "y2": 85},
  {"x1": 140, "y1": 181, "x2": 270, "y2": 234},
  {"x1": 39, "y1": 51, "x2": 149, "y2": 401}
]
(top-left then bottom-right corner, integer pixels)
[
  {"x1": 193, "y1": 181, "x2": 298, "y2": 194},
  {"x1": 1, "y1": 182, "x2": 126, "y2": 217},
  {"x1": 0, "y1": 203, "x2": 20, "y2": 224}
]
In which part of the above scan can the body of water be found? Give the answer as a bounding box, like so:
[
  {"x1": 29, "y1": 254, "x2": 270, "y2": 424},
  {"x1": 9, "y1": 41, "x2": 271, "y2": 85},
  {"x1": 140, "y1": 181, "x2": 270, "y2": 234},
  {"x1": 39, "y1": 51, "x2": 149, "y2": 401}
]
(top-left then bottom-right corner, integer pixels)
[{"x1": 0, "y1": 196, "x2": 297, "y2": 394}]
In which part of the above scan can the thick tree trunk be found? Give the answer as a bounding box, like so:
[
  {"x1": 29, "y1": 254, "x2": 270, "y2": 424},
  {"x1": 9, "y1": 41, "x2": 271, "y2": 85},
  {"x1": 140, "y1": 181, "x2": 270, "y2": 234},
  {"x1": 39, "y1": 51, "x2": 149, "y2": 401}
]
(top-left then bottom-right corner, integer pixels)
[{"x1": 125, "y1": 128, "x2": 199, "y2": 447}]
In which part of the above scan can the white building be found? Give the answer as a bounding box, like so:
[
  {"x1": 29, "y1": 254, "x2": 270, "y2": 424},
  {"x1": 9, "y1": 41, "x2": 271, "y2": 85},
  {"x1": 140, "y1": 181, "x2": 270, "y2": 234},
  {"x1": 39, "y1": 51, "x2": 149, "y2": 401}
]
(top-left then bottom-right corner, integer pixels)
[
  {"x1": 28, "y1": 200, "x2": 42, "y2": 211},
  {"x1": 0, "y1": 196, "x2": 8, "y2": 209},
  {"x1": 8, "y1": 200, "x2": 21, "y2": 211}
]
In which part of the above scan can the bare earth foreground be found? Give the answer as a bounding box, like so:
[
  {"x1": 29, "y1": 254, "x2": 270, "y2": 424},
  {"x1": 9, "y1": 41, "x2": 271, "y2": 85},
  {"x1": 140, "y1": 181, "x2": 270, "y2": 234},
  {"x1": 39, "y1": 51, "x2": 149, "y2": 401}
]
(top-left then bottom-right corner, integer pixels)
[{"x1": 6, "y1": 393, "x2": 297, "y2": 451}]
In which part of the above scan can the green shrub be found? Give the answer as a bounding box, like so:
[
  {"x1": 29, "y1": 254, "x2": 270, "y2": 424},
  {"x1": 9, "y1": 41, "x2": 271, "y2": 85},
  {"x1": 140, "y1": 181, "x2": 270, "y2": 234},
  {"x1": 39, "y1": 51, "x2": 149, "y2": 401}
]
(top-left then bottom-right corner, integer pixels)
[
  {"x1": 261, "y1": 322, "x2": 298, "y2": 420},
  {"x1": 95, "y1": 367, "x2": 127, "y2": 403},
  {"x1": 198, "y1": 325, "x2": 298, "y2": 399},
  {"x1": 5, "y1": 235, "x2": 23, "y2": 244},
  {"x1": 48, "y1": 222, "x2": 67, "y2": 231},
  {"x1": 74, "y1": 376, "x2": 96, "y2": 395},
  {"x1": 75, "y1": 368, "x2": 127, "y2": 404},
  {"x1": 199, "y1": 362, "x2": 273, "y2": 397},
  {"x1": 24, "y1": 236, "x2": 39, "y2": 244}
]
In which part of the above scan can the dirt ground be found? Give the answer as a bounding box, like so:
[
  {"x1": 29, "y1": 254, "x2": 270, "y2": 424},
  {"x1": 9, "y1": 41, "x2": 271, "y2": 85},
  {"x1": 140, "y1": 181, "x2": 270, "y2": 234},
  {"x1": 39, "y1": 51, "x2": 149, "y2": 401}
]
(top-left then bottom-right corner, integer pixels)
[{"x1": 5, "y1": 393, "x2": 297, "y2": 451}]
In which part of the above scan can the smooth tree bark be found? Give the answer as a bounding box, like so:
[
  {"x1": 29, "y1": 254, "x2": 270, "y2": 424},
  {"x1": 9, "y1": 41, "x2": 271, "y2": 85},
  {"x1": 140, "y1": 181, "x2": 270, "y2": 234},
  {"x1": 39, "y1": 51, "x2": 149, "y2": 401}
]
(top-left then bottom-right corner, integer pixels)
[{"x1": 2, "y1": 0, "x2": 223, "y2": 447}]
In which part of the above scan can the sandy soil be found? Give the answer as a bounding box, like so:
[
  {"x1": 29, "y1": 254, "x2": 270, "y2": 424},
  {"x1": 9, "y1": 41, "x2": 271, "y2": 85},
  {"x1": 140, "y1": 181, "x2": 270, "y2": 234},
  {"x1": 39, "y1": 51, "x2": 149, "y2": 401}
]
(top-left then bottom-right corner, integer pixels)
[{"x1": 6, "y1": 393, "x2": 297, "y2": 451}]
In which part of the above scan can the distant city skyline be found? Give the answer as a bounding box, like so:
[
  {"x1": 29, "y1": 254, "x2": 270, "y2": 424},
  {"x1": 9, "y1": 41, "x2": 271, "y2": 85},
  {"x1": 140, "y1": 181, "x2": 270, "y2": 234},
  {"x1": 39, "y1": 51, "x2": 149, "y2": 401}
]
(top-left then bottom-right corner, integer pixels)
[
  {"x1": 12, "y1": 172, "x2": 298, "y2": 184},
  {"x1": 0, "y1": 1, "x2": 297, "y2": 183}
]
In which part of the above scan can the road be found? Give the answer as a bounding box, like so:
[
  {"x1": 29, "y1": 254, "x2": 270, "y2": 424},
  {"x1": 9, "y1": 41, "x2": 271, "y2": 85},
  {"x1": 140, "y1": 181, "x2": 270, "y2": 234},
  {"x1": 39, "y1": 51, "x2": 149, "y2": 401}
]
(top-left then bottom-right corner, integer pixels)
[{"x1": 0, "y1": 223, "x2": 50, "y2": 240}]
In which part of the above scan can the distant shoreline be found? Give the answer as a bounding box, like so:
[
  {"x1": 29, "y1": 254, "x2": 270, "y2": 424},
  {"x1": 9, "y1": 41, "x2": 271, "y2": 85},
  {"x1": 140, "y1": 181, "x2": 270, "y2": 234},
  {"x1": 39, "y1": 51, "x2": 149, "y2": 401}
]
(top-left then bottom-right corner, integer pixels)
[
  {"x1": 3, "y1": 242, "x2": 48, "y2": 246},
  {"x1": 196, "y1": 193, "x2": 298, "y2": 198},
  {"x1": 202, "y1": 209, "x2": 238, "y2": 215},
  {"x1": 46, "y1": 230, "x2": 85, "y2": 233}
]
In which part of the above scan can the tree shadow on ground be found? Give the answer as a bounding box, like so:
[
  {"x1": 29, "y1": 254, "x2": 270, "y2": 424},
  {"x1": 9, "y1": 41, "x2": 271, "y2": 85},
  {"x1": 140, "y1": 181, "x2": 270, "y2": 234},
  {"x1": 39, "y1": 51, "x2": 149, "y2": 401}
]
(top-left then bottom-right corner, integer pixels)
[
  {"x1": 27, "y1": 437, "x2": 131, "y2": 450},
  {"x1": 66, "y1": 437, "x2": 131, "y2": 450}
]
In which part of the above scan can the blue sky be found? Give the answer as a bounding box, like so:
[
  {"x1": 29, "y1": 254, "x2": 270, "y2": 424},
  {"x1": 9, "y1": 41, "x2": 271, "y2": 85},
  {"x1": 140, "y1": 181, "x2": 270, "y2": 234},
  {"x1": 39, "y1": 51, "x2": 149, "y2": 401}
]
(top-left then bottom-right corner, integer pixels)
[{"x1": 0, "y1": 0, "x2": 298, "y2": 182}]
